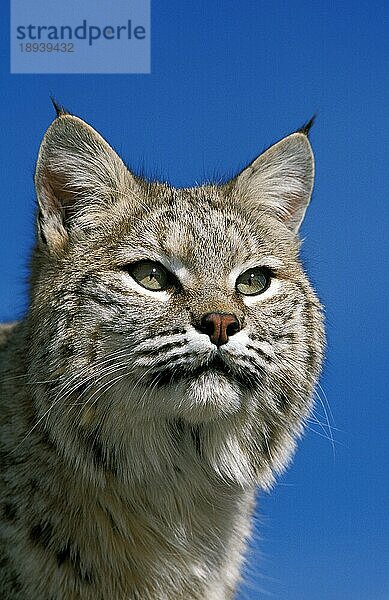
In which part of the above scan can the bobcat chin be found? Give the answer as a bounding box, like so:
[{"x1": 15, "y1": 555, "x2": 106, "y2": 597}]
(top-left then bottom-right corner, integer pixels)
[{"x1": 0, "y1": 107, "x2": 324, "y2": 599}]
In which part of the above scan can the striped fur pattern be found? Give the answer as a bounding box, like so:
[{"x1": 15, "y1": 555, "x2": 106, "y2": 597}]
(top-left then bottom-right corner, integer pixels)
[{"x1": 0, "y1": 113, "x2": 324, "y2": 599}]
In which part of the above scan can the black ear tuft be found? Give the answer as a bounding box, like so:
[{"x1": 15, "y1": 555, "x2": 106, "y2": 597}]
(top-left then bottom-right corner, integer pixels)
[
  {"x1": 50, "y1": 97, "x2": 69, "y2": 118},
  {"x1": 297, "y1": 115, "x2": 316, "y2": 136}
]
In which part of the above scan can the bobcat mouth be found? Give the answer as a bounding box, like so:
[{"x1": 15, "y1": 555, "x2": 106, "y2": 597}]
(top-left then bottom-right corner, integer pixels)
[{"x1": 150, "y1": 353, "x2": 261, "y2": 390}]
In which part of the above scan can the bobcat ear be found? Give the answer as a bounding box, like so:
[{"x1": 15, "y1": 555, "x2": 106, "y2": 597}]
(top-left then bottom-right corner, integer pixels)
[
  {"x1": 35, "y1": 113, "x2": 135, "y2": 252},
  {"x1": 233, "y1": 130, "x2": 314, "y2": 233}
]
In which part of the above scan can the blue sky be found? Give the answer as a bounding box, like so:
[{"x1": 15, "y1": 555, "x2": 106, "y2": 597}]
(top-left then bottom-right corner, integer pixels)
[{"x1": 1, "y1": 2, "x2": 388, "y2": 598}]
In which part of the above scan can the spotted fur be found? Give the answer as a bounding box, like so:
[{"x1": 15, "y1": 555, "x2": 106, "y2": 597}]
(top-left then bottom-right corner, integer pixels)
[{"x1": 0, "y1": 112, "x2": 324, "y2": 599}]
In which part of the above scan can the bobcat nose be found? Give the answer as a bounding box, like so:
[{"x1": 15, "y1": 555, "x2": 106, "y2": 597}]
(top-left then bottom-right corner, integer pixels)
[{"x1": 198, "y1": 312, "x2": 240, "y2": 347}]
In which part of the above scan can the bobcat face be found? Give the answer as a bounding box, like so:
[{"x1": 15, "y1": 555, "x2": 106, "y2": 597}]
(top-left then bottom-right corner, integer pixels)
[{"x1": 30, "y1": 111, "x2": 324, "y2": 485}]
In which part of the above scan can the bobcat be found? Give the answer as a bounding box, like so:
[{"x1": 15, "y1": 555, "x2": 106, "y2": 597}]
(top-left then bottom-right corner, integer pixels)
[{"x1": 0, "y1": 105, "x2": 324, "y2": 599}]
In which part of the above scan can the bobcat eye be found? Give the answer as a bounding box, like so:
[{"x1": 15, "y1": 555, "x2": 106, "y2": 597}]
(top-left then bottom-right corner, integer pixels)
[
  {"x1": 236, "y1": 267, "x2": 270, "y2": 296},
  {"x1": 126, "y1": 261, "x2": 171, "y2": 291}
]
